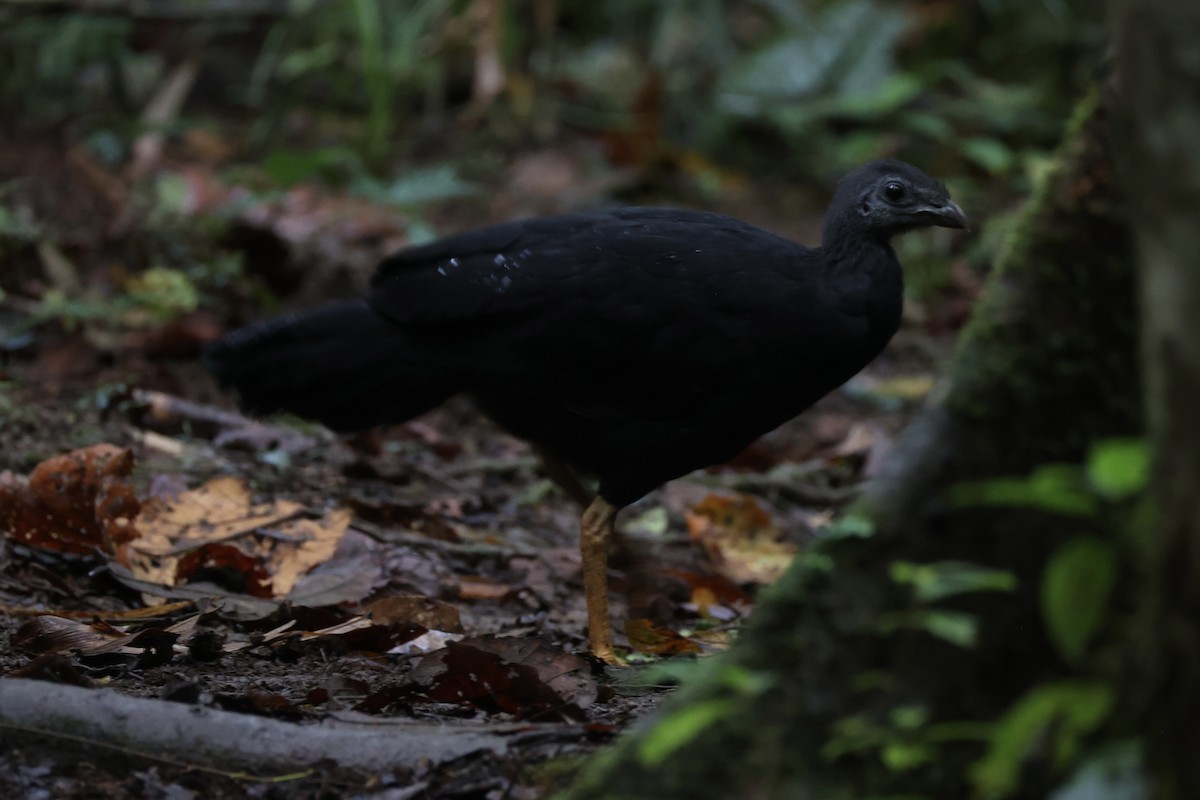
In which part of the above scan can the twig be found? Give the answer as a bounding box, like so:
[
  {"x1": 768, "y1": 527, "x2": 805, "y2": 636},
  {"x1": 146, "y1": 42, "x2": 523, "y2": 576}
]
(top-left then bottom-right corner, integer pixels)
[{"x1": 0, "y1": 678, "x2": 583, "y2": 774}]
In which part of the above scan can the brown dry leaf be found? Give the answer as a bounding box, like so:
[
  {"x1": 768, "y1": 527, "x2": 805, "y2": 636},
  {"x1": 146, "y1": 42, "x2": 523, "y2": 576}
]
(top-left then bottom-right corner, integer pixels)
[
  {"x1": 662, "y1": 568, "x2": 754, "y2": 606},
  {"x1": 132, "y1": 476, "x2": 304, "y2": 557},
  {"x1": 297, "y1": 614, "x2": 426, "y2": 654},
  {"x1": 11, "y1": 615, "x2": 137, "y2": 655},
  {"x1": 830, "y1": 422, "x2": 876, "y2": 458},
  {"x1": 625, "y1": 618, "x2": 702, "y2": 656},
  {"x1": 456, "y1": 575, "x2": 514, "y2": 601},
  {"x1": 686, "y1": 494, "x2": 798, "y2": 585},
  {"x1": 0, "y1": 600, "x2": 195, "y2": 621},
  {"x1": 408, "y1": 635, "x2": 596, "y2": 719},
  {"x1": 264, "y1": 509, "x2": 352, "y2": 597},
  {"x1": 128, "y1": 476, "x2": 354, "y2": 601},
  {"x1": 0, "y1": 444, "x2": 140, "y2": 555},
  {"x1": 365, "y1": 595, "x2": 463, "y2": 632},
  {"x1": 350, "y1": 498, "x2": 461, "y2": 541},
  {"x1": 11, "y1": 613, "x2": 194, "y2": 668},
  {"x1": 298, "y1": 615, "x2": 377, "y2": 641},
  {"x1": 174, "y1": 542, "x2": 275, "y2": 598}
]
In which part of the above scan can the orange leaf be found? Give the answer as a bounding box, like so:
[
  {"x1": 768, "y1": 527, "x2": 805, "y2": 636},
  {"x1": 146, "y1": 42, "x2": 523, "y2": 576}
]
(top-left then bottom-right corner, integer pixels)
[
  {"x1": 0, "y1": 444, "x2": 140, "y2": 555},
  {"x1": 625, "y1": 618, "x2": 701, "y2": 656}
]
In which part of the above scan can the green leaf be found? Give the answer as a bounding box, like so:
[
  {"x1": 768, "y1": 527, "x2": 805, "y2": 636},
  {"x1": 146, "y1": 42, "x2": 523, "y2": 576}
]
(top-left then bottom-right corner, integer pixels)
[
  {"x1": 891, "y1": 560, "x2": 1017, "y2": 602},
  {"x1": 826, "y1": 513, "x2": 875, "y2": 540},
  {"x1": 126, "y1": 267, "x2": 199, "y2": 320},
  {"x1": 635, "y1": 664, "x2": 769, "y2": 765},
  {"x1": 883, "y1": 741, "x2": 936, "y2": 772},
  {"x1": 878, "y1": 610, "x2": 979, "y2": 648},
  {"x1": 718, "y1": 0, "x2": 905, "y2": 110},
  {"x1": 950, "y1": 465, "x2": 1097, "y2": 517},
  {"x1": 637, "y1": 698, "x2": 738, "y2": 765},
  {"x1": 962, "y1": 136, "x2": 1016, "y2": 174},
  {"x1": 1041, "y1": 537, "x2": 1117, "y2": 663},
  {"x1": 972, "y1": 681, "x2": 1114, "y2": 799},
  {"x1": 154, "y1": 174, "x2": 192, "y2": 216},
  {"x1": 353, "y1": 164, "x2": 477, "y2": 208},
  {"x1": 625, "y1": 506, "x2": 669, "y2": 536},
  {"x1": 263, "y1": 147, "x2": 360, "y2": 188},
  {"x1": 889, "y1": 705, "x2": 929, "y2": 731},
  {"x1": 1087, "y1": 439, "x2": 1150, "y2": 500}
]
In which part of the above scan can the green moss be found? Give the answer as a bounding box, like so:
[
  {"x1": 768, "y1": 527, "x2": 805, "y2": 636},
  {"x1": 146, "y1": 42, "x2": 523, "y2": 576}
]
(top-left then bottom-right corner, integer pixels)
[{"x1": 564, "y1": 89, "x2": 1140, "y2": 800}]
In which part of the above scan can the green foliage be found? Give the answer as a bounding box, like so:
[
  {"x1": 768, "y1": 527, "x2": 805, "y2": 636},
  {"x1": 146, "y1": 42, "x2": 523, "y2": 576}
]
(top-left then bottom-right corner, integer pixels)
[
  {"x1": 635, "y1": 664, "x2": 773, "y2": 766},
  {"x1": 1087, "y1": 438, "x2": 1150, "y2": 500},
  {"x1": 637, "y1": 698, "x2": 739, "y2": 766},
  {"x1": 950, "y1": 440, "x2": 1146, "y2": 669},
  {"x1": 1, "y1": 0, "x2": 1099, "y2": 259},
  {"x1": 0, "y1": 15, "x2": 134, "y2": 121},
  {"x1": 950, "y1": 464, "x2": 1099, "y2": 517},
  {"x1": 262, "y1": 146, "x2": 363, "y2": 188},
  {"x1": 719, "y1": 0, "x2": 908, "y2": 112},
  {"x1": 879, "y1": 561, "x2": 1016, "y2": 649},
  {"x1": 1041, "y1": 537, "x2": 1117, "y2": 664},
  {"x1": 877, "y1": 608, "x2": 979, "y2": 648},
  {"x1": 824, "y1": 704, "x2": 991, "y2": 774},
  {"x1": 971, "y1": 681, "x2": 1115, "y2": 799},
  {"x1": 124, "y1": 266, "x2": 200, "y2": 320},
  {"x1": 351, "y1": 164, "x2": 478, "y2": 208},
  {"x1": 826, "y1": 513, "x2": 876, "y2": 540},
  {"x1": 939, "y1": 439, "x2": 1149, "y2": 798},
  {"x1": 890, "y1": 560, "x2": 1017, "y2": 603},
  {"x1": 25, "y1": 251, "x2": 243, "y2": 333},
  {"x1": 254, "y1": 145, "x2": 477, "y2": 243}
]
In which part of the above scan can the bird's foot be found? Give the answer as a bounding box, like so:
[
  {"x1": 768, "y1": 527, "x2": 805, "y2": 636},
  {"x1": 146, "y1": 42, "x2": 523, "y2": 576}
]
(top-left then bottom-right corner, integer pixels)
[{"x1": 590, "y1": 642, "x2": 627, "y2": 667}]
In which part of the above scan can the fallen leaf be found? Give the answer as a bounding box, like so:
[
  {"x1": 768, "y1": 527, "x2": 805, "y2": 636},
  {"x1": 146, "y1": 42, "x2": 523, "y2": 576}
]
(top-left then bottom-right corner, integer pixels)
[
  {"x1": 0, "y1": 444, "x2": 140, "y2": 556},
  {"x1": 365, "y1": 595, "x2": 463, "y2": 632},
  {"x1": 127, "y1": 477, "x2": 353, "y2": 600},
  {"x1": 11, "y1": 613, "x2": 185, "y2": 668},
  {"x1": 457, "y1": 575, "x2": 514, "y2": 601},
  {"x1": 625, "y1": 619, "x2": 702, "y2": 656},
  {"x1": 408, "y1": 635, "x2": 596, "y2": 719},
  {"x1": 662, "y1": 568, "x2": 754, "y2": 606},
  {"x1": 175, "y1": 542, "x2": 275, "y2": 598},
  {"x1": 132, "y1": 476, "x2": 303, "y2": 557},
  {"x1": 686, "y1": 494, "x2": 798, "y2": 585},
  {"x1": 264, "y1": 509, "x2": 352, "y2": 596}
]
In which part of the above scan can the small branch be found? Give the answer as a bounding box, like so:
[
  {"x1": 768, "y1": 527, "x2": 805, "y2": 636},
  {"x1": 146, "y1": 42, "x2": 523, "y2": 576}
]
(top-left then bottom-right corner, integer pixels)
[{"x1": 0, "y1": 678, "x2": 580, "y2": 774}]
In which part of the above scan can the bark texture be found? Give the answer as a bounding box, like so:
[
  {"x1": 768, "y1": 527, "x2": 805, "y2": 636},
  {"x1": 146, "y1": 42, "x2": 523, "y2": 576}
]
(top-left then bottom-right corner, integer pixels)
[
  {"x1": 566, "y1": 93, "x2": 1139, "y2": 799},
  {"x1": 1114, "y1": 2, "x2": 1200, "y2": 796}
]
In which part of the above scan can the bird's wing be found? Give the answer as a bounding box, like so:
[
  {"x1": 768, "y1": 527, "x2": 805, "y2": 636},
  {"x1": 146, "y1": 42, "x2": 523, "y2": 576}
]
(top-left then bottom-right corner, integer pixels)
[
  {"x1": 367, "y1": 208, "x2": 806, "y2": 325},
  {"x1": 366, "y1": 208, "x2": 840, "y2": 422}
]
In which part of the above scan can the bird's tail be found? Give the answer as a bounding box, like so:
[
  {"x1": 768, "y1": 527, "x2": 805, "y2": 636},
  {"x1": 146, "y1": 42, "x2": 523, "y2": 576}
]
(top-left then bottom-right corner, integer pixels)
[{"x1": 205, "y1": 300, "x2": 455, "y2": 432}]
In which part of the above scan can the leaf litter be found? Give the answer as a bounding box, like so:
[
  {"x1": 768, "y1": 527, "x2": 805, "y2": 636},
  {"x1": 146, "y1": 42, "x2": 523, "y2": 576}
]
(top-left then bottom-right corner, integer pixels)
[{"x1": 0, "y1": 123, "x2": 938, "y2": 797}]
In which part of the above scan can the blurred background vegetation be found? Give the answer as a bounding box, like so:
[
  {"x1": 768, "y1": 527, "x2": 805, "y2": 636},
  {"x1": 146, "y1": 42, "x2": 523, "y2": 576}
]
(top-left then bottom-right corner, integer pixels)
[
  {"x1": 0, "y1": 0, "x2": 1104, "y2": 336},
  {"x1": 0, "y1": 3, "x2": 1140, "y2": 797}
]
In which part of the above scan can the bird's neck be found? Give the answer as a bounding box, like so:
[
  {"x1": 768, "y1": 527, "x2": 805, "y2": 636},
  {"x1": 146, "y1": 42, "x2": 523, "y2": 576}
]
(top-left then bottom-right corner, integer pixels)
[
  {"x1": 818, "y1": 226, "x2": 898, "y2": 279},
  {"x1": 814, "y1": 228, "x2": 904, "y2": 340}
]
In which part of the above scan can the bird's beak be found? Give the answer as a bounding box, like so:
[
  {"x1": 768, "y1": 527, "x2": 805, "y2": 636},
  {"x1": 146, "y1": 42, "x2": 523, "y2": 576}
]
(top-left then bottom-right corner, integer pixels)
[{"x1": 926, "y1": 200, "x2": 968, "y2": 230}]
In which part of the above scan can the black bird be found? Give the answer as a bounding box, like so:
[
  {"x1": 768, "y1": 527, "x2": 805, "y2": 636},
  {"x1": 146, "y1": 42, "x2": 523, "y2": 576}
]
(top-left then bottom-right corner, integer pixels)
[{"x1": 207, "y1": 159, "x2": 966, "y2": 663}]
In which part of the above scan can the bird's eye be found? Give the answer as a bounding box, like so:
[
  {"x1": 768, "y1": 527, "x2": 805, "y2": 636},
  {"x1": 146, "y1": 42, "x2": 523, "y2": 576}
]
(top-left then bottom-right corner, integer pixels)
[{"x1": 884, "y1": 182, "x2": 906, "y2": 202}]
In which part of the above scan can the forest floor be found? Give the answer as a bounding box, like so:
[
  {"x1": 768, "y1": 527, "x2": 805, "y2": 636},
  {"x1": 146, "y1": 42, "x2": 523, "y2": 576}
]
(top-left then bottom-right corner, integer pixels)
[{"x1": 0, "y1": 125, "x2": 971, "y2": 798}]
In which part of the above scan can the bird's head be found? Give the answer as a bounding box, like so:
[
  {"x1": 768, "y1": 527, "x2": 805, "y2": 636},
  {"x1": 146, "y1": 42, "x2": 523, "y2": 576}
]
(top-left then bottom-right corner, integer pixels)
[{"x1": 825, "y1": 160, "x2": 967, "y2": 242}]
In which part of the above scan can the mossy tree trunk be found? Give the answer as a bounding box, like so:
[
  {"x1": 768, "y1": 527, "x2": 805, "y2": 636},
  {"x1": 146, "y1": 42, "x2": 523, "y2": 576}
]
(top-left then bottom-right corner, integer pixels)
[
  {"x1": 1114, "y1": 1, "x2": 1200, "y2": 796},
  {"x1": 564, "y1": 94, "x2": 1140, "y2": 799}
]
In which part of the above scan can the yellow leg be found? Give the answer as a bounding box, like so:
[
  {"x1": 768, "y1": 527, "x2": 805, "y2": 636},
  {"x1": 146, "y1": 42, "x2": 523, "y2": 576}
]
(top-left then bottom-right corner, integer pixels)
[{"x1": 581, "y1": 496, "x2": 622, "y2": 664}]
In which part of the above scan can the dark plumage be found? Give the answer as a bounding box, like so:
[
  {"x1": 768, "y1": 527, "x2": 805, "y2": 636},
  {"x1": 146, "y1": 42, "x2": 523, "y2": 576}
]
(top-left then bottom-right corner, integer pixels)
[{"x1": 207, "y1": 159, "x2": 966, "y2": 662}]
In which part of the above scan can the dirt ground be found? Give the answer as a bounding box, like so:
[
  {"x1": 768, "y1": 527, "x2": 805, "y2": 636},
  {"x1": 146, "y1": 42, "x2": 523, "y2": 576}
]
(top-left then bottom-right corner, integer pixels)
[
  {"x1": 0, "y1": 116, "x2": 969, "y2": 796},
  {"x1": 0, "y1": 324, "x2": 940, "y2": 798}
]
